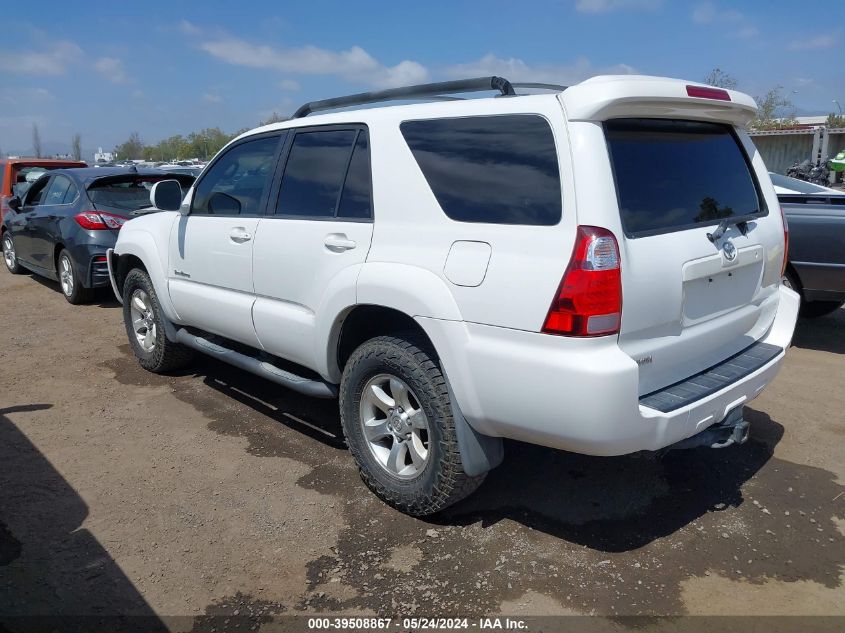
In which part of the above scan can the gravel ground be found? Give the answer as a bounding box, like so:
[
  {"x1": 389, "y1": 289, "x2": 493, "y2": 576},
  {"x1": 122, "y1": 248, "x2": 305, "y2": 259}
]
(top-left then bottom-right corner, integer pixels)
[{"x1": 0, "y1": 267, "x2": 843, "y2": 628}]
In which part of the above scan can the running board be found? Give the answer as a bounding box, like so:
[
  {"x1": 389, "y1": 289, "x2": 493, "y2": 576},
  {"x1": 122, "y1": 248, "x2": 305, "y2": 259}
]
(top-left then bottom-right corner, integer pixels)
[{"x1": 173, "y1": 328, "x2": 338, "y2": 399}]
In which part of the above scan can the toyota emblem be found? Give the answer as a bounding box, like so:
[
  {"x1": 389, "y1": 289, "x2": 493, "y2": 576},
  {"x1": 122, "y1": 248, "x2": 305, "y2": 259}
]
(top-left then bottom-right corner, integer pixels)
[{"x1": 722, "y1": 240, "x2": 737, "y2": 261}]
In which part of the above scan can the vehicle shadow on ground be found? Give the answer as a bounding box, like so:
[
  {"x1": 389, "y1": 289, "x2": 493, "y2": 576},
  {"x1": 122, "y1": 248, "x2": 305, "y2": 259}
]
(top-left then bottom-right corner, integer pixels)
[
  {"x1": 792, "y1": 308, "x2": 845, "y2": 355},
  {"x1": 27, "y1": 273, "x2": 121, "y2": 308},
  {"x1": 435, "y1": 407, "x2": 784, "y2": 553},
  {"x1": 0, "y1": 405, "x2": 168, "y2": 630}
]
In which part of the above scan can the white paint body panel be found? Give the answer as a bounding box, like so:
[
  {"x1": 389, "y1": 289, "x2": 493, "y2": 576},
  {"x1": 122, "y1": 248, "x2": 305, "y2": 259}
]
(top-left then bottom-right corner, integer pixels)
[{"x1": 111, "y1": 74, "x2": 801, "y2": 455}]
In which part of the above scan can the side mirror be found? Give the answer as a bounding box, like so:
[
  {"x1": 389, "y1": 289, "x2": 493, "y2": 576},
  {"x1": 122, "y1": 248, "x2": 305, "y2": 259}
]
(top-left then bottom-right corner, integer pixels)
[
  {"x1": 208, "y1": 192, "x2": 241, "y2": 215},
  {"x1": 149, "y1": 180, "x2": 183, "y2": 212},
  {"x1": 7, "y1": 196, "x2": 22, "y2": 212}
]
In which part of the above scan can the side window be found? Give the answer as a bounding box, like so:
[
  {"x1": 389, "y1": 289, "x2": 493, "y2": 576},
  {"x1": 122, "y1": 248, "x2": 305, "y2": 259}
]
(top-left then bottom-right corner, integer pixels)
[
  {"x1": 337, "y1": 132, "x2": 372, "y2": 219},
  {"x1": 400, "y1": 115, "x2": 561, "y2": 225},
  {"x1": 276, "y1": 129, "x2": 359, "y2": 218},
  {"x1": 43, "y1": 175, "x2": 77, "y2": 205},
  {"x1": 24, "y1": 177, "x2": 51, "y2": 207},
  {"x1": 192, "y1": 135, "x2": 281, "y2": 216}
]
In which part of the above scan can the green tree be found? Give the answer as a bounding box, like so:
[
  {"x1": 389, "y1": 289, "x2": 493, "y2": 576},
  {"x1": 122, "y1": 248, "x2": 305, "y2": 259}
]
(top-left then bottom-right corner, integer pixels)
[
  {"x1": 703, "y1": 68, "x2": 738, "y2": 89},
  {"x1": 114, "y1": 132, "x2": 145, "y2": 160},
  {"x1": 71, "y1": 133, "x2": 82, "y2": 161},
  {"x1": 259, "y1": 112, "x2": 288, "y2": 126},
  {"x1": 749, "y1": 86, "x2": 797, "y2": 130},
  {"x1": 826, "y1": 113, "x2": 845, "y2": 128}
]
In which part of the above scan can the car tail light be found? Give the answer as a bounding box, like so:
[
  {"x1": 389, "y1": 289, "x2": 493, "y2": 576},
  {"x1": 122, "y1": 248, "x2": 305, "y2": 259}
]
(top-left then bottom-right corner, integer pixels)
[
  {"x1": 780, "y1": 205, "x2": 789, "y2": 277},
  {"x1": 74, "y1": 211, "x2": 128, "y2": 230},
  {"x1": 686, "y1": 85, "x2": 731, "y2": 101},
  {"x1": 93, "y1": 256, "x2": 108, "y2": 263},
  {"x1": 543, "y1": 226, "x2": 622, "y2": 337}
]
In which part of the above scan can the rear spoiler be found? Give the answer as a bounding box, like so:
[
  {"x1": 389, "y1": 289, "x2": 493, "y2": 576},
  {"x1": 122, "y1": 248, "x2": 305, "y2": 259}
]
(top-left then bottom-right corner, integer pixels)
[{"x1": 561, "y1": 75, "x2": 757, "y2": 127}]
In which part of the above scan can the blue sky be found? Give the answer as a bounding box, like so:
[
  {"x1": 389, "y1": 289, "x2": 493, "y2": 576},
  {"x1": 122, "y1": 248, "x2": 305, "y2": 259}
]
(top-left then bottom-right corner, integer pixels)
[{"x1": 0, "y1": 0, "x2": 841, "y2": 156}]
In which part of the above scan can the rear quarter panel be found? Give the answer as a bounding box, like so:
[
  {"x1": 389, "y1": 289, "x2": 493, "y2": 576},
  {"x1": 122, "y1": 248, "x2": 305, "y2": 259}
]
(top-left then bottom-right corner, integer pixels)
[{"x1": 784, "y1": 200, "x2": 845, "y2": 294}]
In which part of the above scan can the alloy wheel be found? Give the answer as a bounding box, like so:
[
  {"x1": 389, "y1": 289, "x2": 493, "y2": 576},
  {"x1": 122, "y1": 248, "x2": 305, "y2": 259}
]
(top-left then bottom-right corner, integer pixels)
[
  {"x1": 2, "y1": 235, "x2": 14, "y2": 269},
  {"x1": 129, "y1": 289, "x2": 158, "y2": 352},
  {"x1": 359, "y1": 373, "x2": 430, "y2": 479},
  {"x1": 59, "y1": 254, "x2": 74, "y2": 296}
]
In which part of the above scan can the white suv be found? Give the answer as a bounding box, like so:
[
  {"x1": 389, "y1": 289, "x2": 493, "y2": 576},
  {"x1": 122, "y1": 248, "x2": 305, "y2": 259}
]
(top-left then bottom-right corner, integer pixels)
[{"x1": 108, "y1": 75, "x2": 799, "y2": 516}]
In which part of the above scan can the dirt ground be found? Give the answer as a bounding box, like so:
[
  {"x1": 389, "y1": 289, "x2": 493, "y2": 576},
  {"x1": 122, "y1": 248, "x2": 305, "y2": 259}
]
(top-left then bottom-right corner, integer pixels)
[{"x1": 0, "y1": 266, "x2": 843, "y2": 628}]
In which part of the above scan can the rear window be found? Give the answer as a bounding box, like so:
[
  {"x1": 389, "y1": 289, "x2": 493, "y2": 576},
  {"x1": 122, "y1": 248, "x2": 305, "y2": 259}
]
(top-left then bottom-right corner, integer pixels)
[
  {"x1": 400, "y1": 115, "x2": 561, "y2": 226},
  {"x1": 605, "y1": 119, "x2": 765, "y2": 237},
  {"x1": 89, "y1": 177, "x2": 190, "y2": 211}
]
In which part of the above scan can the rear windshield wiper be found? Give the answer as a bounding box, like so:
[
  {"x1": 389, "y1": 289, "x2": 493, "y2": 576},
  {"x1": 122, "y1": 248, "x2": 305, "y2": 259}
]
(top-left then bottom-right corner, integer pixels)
[{"x1": 706, "y1": 213, "x2": 760, "y2": 243}]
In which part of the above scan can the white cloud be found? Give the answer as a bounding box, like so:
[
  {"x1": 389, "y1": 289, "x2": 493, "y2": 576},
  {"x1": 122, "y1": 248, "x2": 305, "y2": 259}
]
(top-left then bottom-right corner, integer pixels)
[
  {"x1": 0, "y1": 41, "x2": 81, "y2": 75},
  {"x1": 788, "y1": 34, "x2": 836, "y2": 50},
  {"x1": 444, "y1": 54, "x2": 636, "y2": 86},
  {"x1": 203, "y1": 92, "x2": 222, "y2": 103},
  {"x1": 94, "y1": 57, "x2": 128, "y2": 83},
  {"x1": 197, "y1": 35, "x2": 428, "y2": 88},
  {"x1": 575, "y1": 0, "x2": 662, "y2": 13},
  {"x1": 279, "y1": 79, "x2": 301, "y2": 91},
  {"x1": 693, "y1": 2, "x2": 741, "y2": 23},
  {"x1": 179, "y1": 19, "x2": 201, "y2": 35}
]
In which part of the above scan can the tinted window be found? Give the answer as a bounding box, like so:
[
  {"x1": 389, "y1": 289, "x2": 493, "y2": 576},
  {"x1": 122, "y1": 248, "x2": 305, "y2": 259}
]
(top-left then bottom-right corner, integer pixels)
[
  {"x1": 337, "y1": 132, "x2": 372, "y2": 219},
  {"x1": 605, "y1": 119, "x2": 764, "y2": 237},
  {"x1": 192, "y1": 135, "x2": 281, "y2": 216},
  {"x1": 89, "y1": 176, "x2": 191, "y2": 211},
  {"x1": 43, "y1": 175, "x2": 77, "y2": 205},
  {"x1": 400, "y1": 115, "x2": 561, "y2": 225},
  {"x1": 276, "y1": 130, "x2": 357, "y2": 217},
  {"x1": 24, "y1": 177, "x2": 51, "y2": 206}
]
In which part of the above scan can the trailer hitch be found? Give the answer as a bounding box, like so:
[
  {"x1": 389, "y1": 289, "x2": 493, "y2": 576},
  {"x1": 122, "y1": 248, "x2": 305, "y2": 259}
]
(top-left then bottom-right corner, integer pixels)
[{"x1": 668, "y1": 407, "x2": 750, "y2": 451}]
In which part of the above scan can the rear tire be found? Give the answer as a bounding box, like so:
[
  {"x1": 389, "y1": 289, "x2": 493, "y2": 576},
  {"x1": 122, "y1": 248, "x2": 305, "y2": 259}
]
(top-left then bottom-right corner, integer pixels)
[
  {"x1": 57, "y1": 249, "x2": 93, "y2": 304},
  {"x1": 2, "y1": 232, "x2": 23, "y2": 274},
  {"x1": 122, "y1": 268, "x2": 194, "y2": 373},
  {"x1": 339, "y1": 333, "x2": 484, "y2": 516}
]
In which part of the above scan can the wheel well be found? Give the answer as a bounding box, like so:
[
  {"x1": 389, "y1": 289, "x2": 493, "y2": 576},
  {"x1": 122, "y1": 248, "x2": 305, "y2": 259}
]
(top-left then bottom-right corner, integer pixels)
[
  {"x1": 785, "y1": 262, "x2": 803, "y2": 295},
  {"x1": 115, "y1": 255, "x2": 146, "y2": 293},
  {"x1": 53, "y1": 243, "x2": 64, "y2": 272},
  {"x1": 336, "y1": 305, "x2": 434, "y2": 371}
]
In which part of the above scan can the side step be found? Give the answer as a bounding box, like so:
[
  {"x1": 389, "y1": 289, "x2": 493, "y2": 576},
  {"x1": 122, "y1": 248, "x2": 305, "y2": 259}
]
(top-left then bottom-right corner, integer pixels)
[{"x1": 173, "y1": 328, "x2": 338, "y2": 399}]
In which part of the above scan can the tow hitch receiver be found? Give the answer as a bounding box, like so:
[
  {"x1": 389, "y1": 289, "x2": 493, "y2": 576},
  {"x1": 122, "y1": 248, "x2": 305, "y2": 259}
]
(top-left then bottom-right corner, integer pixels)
[{"x1": 669, "y1": 407, "x2": 750, "y2": 451}]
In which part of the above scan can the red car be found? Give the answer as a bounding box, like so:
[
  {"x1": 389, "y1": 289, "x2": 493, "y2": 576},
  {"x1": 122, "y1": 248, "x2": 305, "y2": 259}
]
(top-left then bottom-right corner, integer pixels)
[{"x1": 1, "y1": 158, "x2": 87, "y2": 221}]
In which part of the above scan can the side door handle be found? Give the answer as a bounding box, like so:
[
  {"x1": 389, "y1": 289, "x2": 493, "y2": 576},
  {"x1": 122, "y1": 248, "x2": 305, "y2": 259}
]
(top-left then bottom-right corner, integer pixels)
[
  {"x1": 229, "y1": 227, "x2": 252, "y2": 243},
  {"x1": 324, "y1": 233, "x2": 357, "y2": 252}
]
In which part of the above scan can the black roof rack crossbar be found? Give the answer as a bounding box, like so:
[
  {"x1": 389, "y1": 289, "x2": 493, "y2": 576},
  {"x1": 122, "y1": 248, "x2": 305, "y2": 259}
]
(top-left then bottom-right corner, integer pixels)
[
  {"x1": 511, "y1": 82, "x2": 569, "y2": 91},
  {"x1": 292, "y1": 76, "x2": 516, "y2": 118}
]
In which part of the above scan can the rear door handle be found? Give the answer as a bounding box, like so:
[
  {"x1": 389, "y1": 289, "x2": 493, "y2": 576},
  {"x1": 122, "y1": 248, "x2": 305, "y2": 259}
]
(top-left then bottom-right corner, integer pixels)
[
  {"x1": 229, "y1": 227, "x2": 252, "y2": 243},
  {"x1": 324, "y1": 234, "x2": 357, "y2": 252}
]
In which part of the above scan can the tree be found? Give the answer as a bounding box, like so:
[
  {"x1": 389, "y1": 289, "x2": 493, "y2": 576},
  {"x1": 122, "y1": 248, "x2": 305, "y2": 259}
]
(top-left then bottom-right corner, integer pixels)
[
  {"x1": 749, "y1": 86, "x2": 797, "y2": 130},
  {"x1": 827, "y1": 113, "x2": 845, "y2": 128},
  {"x1": 114, "y1": 132, "x2": 145, "y2": 160},
  {"x1": 71, "y1": 133, "x2": 82, "y2": 161},
  {"x1": 704, "y1": 68, "x2": 738, "y2": 90},
  {"x1": 32, "y1": 123, "x2": 42, "y2": 158},
  {"x1": 259, "y1": 112, "x2": 288, "y2": 126}
]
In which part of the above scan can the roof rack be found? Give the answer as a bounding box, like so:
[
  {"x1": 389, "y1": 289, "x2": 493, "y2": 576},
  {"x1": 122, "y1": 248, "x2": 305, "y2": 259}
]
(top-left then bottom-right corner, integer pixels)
[{"x1": 292, "y1": 76, "x2": 520, "y2": 118}]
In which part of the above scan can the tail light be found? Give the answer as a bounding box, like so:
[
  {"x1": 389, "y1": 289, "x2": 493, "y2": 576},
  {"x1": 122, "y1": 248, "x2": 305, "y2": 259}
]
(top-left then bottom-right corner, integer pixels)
[
  {"x1": 74, "y1": 211, "x2": 128, "y2": 230},
  {"x1": 779, "y1": 205, "x2": 789, "y2": 277},
  {"x1": 543, "y1": 226, "x2": 622, "y2": 337},
  {"x1": 686, "y1": 85, "x2": 731, "y2": 101}
]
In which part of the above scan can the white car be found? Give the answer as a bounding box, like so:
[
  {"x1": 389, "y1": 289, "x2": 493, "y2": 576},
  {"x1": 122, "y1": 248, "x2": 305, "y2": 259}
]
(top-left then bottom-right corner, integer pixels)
[{"x1": 107, "y1": 75, "x2": 799, "y2": 516}]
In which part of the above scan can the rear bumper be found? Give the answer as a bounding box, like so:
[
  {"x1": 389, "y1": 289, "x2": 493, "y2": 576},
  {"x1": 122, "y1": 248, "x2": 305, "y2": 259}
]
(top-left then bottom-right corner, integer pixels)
[{"x1": 419, "y1": 285, "x2": 800, "y2": 456}]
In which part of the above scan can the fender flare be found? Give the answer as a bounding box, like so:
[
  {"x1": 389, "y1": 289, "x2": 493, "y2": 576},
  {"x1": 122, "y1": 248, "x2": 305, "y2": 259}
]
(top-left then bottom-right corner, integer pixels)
[{"x1": 113, "y1": 229, "x2": 179, "y2": 322}]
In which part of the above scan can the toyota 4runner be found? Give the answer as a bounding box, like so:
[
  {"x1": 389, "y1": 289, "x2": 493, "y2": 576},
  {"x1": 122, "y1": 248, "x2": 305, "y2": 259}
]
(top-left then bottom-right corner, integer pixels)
[{"x1": 108, "y1": 75, "x2": 800, "y2": 516}]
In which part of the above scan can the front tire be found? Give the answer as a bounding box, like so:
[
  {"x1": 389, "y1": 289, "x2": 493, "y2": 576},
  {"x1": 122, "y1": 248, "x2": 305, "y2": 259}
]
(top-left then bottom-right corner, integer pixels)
[
  {"x1": 339, "y1": 333, "x2": 484, "y2": 516},
  {"x1": 2, "y1": 232, "x2": 24, "y2": 274},
  {"x1": 57, "y1": 249, "x2": 93, "y2": 304},
  {"x1": 122, "y1": 268, "x2": 193, "y2": 373}
]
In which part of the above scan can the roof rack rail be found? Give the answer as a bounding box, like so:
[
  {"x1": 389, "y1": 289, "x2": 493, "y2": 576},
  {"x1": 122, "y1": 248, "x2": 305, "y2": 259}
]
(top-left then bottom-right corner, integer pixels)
[
  {"x1": 292, "y1": 76, "x2": 517, "y2": 118},
  {"x1": 511, "y1": 82, "x2": 569, "y2": 91}
]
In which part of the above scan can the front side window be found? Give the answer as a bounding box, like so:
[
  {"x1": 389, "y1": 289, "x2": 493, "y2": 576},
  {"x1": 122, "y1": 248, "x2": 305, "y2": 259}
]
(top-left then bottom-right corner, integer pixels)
[
  {"x1": 605, "y1": 119, "x2": 764, "y2": 237},
  {"x1": 192, "y1": 135, "x2": 281, "y2": 216},
  {"x1": 400, "y1": 115, "x2": 562, "y2": 225}
]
